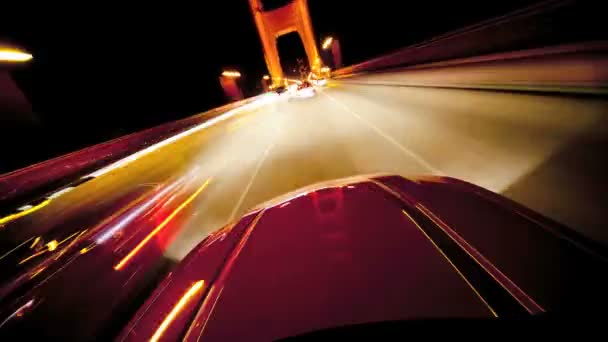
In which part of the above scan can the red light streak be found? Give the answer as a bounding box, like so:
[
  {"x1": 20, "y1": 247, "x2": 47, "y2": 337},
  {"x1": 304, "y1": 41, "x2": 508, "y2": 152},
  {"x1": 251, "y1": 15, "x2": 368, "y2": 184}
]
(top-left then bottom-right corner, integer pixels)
[{"x1": 114, "y1": 178, "x2": 212, "y2": 270}]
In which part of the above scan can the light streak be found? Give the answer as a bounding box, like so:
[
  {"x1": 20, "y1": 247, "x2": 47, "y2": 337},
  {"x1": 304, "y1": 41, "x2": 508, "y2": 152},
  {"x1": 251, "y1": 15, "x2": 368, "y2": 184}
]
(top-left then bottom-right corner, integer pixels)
[
  {"x1": 30, "y1": 237, "x2": 40, "y2": 249},
  {"x1": 95, "y1": 181, "x2": 183, "y2": 244},
  {"x1": 46, "y1": 240, "x2": 58, "y2": 251},
  {"x1": 17, "y1": 230, "x2": 86, "y2": 264},
  {"x1": 114, "y1": 178, "x2": 212, "y2": 270},
  {"x1": 0, "y1": 48, "x2": 33, "y2": 62},
  {"x1": 0, "y1": 200, "x2": 51, "y2": 226},
  {"x1": 87, "y1": 96, "x2": 274, "y2": 179},
  {"x1": 221, "y1": 70, "x2": 241, "y2": 78},
  {"x1": 19, "y1": 249, "x2": 47, "y2": 264},
  {"x1": 0, "y1": 299, "x2": 35, "y2": 329},
  {"x1": 150, "y1": 280, "x2": 205, "y2": 342},
  {"x1": 0, "y1": 237, "x2": 35, "y2": 262}
]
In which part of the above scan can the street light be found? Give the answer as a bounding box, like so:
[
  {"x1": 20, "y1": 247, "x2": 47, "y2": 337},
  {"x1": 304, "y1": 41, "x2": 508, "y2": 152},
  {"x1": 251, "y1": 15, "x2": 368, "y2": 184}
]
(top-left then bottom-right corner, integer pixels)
[
  {"x1": 221, "y1": 70, "x2": 241, "y2": 78},
  {"x1": 219, "y1": 70, "x2": 243, "y2": 101},
  {"x1": 0, "y1": 47, "x2": 33, "y2": 63},
  {"x1": 262, "y1": 75, "x2": 270, "y2": 80},
  {"x1": 321, "y1": 37, "x2": 333, "y2": 50}
]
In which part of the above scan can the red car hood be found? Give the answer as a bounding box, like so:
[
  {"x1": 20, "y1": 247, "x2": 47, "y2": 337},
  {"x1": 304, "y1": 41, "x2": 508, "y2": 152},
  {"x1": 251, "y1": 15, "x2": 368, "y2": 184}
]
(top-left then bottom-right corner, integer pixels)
[{"x1": 119, "y1": 175, "x2": 608, "y2": 341}]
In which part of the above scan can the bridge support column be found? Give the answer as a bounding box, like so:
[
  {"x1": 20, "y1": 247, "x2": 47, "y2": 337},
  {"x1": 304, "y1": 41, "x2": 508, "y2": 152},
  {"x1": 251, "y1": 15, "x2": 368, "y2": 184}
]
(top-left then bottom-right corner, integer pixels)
[{"x1": 249, "y1": 0, "x2": 321, "y2": 86}]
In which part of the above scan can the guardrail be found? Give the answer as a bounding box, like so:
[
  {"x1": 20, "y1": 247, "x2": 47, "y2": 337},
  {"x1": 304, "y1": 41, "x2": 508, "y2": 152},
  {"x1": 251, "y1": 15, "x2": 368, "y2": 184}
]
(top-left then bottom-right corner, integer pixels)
[
  {"x1": 0, "y1": 96, "x2": 262, "y2": 208},
  {"x1": 332, "y1": 42, "x2": 608, "y2": 94},
  {"x1": 333, "y1": 0, "x2": 605, "y2": 77}
]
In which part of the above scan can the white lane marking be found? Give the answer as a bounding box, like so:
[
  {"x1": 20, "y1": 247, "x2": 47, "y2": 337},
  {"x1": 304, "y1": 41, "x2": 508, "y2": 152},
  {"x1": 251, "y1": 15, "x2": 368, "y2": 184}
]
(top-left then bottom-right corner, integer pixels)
[
  {"x1": 322, "y1": 91, "x2": 444, "y2": 175},
  {"x1": 229, "y1": 141, "x2": 275, "y2": 222}
]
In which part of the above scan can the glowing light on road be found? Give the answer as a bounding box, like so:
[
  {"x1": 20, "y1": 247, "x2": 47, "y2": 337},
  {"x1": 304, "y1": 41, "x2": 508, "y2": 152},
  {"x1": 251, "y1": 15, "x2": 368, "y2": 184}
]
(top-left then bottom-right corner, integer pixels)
[
  {"x1": 18, "y1": 230, "x2": 86, "y2": 264},
  {"x1": 114, "y1": 178, "x2": 212, "y2": 270},
  {"x1": 150, "y1": 280, "x2": 205, "y2": 342},
  {"x1": 95, "y1": 180, "x2": 183, "y2": 244},
  {"x1": 284, "y1": 78, "x2": 302, "y2": 84},
  {"x1": 30, "y1": 236, "x2": 41, "y2": 248},
  {"x1": 88, "y1": 95, "x2": 276, "y2": 179},
  {"x1": 221, "y1": 70, "x2": 241, "y2": 78},
  {"x1": 322, "y1": 37, "x2": 333, "y2": 50},
  {"x1": 262, "y1": 75, "x2": 270, "y2": 80},
  {"x1": 0, "y1": 199, "x2": 51, "y2": 226},
  {"x1": 29, "y1": 266, "x2": 46, "y2": 279},
  {"x1": 46, "y1": 240, "x2": 58, "y2": 251},
  {"x1": 316, "y1": 79, "x2": 327, "y2": 86},
  {"x1": 0, "y1": 48, "x2": 33, "y2": 62},
  {"x1": 18, "y1": 250, "x2": 46, "y2": 264},
  {"x1": 296, "y1": 87, "x2": 315, "y2": 98}
]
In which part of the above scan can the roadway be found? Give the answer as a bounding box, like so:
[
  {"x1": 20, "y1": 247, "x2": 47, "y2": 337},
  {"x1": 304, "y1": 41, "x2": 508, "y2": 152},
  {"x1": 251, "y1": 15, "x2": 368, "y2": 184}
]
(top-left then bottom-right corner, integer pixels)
[{"x1": 1, "y1": 82, "x2": 607, "y2": 263}]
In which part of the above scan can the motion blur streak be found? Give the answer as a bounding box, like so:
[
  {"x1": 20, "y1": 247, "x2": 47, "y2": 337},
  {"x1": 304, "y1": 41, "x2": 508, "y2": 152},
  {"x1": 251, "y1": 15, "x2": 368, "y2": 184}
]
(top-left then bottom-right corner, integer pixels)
[
  {"x1": 0, "y1": 299, "x2": 34, "y2": 329},
  {"x1": 114, "y1": 178, "x2": 212, "y2": 270},
  {"x1": 322, "y1": 37, "x2": 333, "y2": 50},
  {"x1": 0, "y1": 237, "x2": 34, "y2": 262},
  {"x1": 0, "y1": 199, "x2": 51, "y2": 226},
  {"x1": 18, "y1": 250, "x2": 46, "y2": 265},
  {"x1": 150, "y1": 280, "x2": 205, "y2": 342},
  {"x1": 88, "y1": 95, "x2": 275, "y2": 179},
  {"x1": 221, "y1": 71, "x2": 241, "y2": 78},
  {"x1": 95, "y1": 181, "x2": 183, "y2": 244},
  {"x1": 46, "y1": 240, "x2": 58, "y2": 251},
  {"x1": 0, "y1": 48, "x2": 33, "y2": 62},
  {"x1": 29, "y1": 266, "x2": 46, "y2": 279},
  {"x1": 296, "y1": 88, "x2": 315, "y2": 98},
  {"x1": 18, "y1": 229, "x2": 86, "y2": 264}
]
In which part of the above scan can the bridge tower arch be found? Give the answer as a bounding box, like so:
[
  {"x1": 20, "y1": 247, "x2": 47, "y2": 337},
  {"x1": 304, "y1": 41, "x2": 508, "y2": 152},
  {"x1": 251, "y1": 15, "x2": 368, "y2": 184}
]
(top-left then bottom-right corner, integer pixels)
[{"x1": 249, "y1": 0, "x2": 321, "y2": 85}]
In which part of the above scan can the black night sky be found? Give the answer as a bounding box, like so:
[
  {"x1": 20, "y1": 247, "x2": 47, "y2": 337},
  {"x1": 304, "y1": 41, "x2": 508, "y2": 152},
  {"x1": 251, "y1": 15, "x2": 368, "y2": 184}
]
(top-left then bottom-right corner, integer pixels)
[{"x1": 1, "y1": 0, "x2": 540, "y2": 172}]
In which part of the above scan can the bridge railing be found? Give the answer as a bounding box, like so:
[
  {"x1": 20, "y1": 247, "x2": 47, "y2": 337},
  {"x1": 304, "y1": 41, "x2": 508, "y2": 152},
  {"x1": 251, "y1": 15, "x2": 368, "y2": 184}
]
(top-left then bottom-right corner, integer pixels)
[
  {"x1": 332, "y1": 0, "x2": 606, "y2": 77},
  {"x1": 332, "y1": 42, "x2": 608, "y2": 94},
  {"x1": 0, "y1": 96, "x2": 263, "y2": 209}
]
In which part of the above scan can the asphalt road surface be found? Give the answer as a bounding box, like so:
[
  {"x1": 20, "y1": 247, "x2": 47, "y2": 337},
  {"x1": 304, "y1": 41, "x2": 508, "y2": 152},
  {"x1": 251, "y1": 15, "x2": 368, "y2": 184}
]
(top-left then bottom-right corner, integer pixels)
[{"x1": 2, "y1": 82, "x2": 607, "y2": 263}]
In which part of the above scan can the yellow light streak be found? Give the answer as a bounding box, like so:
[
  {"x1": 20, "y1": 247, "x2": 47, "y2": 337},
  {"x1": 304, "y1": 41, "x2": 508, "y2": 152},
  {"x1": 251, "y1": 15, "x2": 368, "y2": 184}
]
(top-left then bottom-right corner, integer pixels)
[
  {"x1": 114, "y1": 178, "x2": 212, "y2": 270},
  {"x1": 19, "y1": 249, "x2": 47, "y2": 264},
  {"x1": 150, "y1": 280, "x2": 205, "y2": 342},
  {"x1": 0, "y1": 48, "x2": 33, "y2": 62},
  {"x1": 46, "y1": 240, "x2": 58, "y2": 251},
  {"x1": 30, "y1": 236, "x2": 41, "y2": 249},
  {"x1": 0, "y1": 200, "x2": 51, "y2": 226}
]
